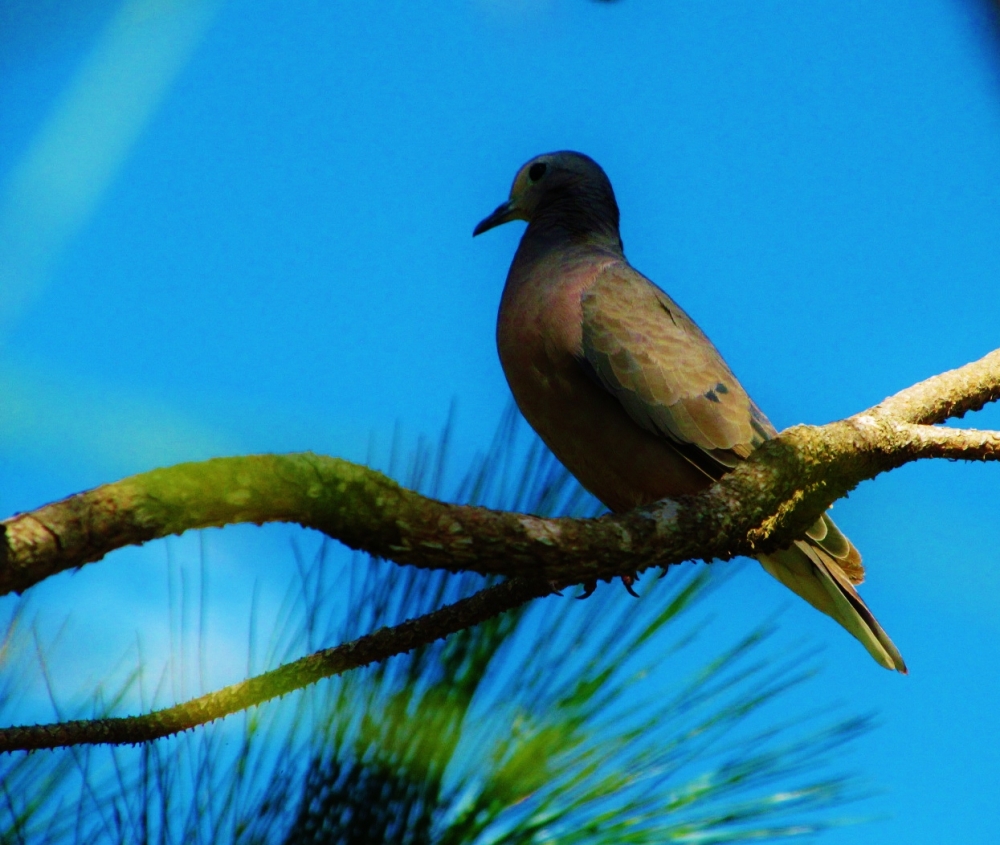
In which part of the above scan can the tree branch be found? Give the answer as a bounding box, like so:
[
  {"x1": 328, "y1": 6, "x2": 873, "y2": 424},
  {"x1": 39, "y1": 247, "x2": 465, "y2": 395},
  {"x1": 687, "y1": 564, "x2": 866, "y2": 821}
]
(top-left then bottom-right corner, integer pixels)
[
  {"x1": 872, "y1": 348, "x2": 1000, "y2": 425},
  {"x1": 1, "y1": 348, "x2": 999, "y2": 752},
  {"x1": 895, "y1": 422, "x2": 1000, "y2": 459},
  {"x1": 0, "y1": 576, "x2": 550, "y2": 752},
  {"x1": 3, "y1": 349, "x2": 999, "y2": 598}
]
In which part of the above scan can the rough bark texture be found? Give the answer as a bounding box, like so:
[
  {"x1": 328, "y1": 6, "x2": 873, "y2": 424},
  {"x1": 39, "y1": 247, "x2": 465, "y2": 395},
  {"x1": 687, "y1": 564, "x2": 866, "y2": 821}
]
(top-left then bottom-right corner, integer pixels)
[{"x1": 0, "y1": 348, "x2": 998, "y2": 751}]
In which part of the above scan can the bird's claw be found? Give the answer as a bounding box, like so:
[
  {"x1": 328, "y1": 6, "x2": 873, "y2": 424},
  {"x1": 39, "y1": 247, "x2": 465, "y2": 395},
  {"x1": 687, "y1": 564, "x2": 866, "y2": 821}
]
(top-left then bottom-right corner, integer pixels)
[{"x1": 576, "y1": 574, "x2": 641, "y2": 599}]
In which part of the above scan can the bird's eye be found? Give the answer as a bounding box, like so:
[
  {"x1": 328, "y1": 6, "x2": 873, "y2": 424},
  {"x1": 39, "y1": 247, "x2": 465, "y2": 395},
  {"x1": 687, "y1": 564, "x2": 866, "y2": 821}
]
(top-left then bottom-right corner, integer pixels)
[{"x1": 528, "y1": 162, "x2": 547, "y2": 182}]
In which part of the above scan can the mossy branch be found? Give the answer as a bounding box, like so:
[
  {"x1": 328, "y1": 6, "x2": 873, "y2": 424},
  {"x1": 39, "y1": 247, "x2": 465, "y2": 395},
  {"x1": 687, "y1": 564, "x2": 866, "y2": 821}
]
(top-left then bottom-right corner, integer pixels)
[
  {"x1": 3, "y1": 348, "x2": 999, "y2": 595},
  {"x1": 1, "y1": 347, "x2": 998, "y2": 751}
]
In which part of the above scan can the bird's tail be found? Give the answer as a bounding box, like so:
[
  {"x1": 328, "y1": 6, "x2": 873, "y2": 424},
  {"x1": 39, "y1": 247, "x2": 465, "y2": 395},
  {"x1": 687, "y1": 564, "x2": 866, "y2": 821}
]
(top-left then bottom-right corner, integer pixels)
[{"x1": 757, "y1": 531, "x2": 907, "y2": 674}]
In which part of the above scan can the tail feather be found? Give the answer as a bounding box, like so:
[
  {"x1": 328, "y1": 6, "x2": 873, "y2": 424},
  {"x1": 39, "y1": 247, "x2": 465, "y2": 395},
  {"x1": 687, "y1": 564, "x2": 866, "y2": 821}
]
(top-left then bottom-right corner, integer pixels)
[
  {"x1": 758, "y1": 540, "x2": 907, "y2": 674},
  {"x1": 804, "y1": 513, "x2": 864, "y2": 584}
]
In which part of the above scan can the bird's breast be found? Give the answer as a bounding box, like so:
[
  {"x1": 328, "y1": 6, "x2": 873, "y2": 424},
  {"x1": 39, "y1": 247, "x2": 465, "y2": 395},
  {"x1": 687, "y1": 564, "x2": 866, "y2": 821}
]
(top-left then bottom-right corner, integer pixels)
[
  {"x1": 495, "y1": 252, "x2": 709, "y2": 511},
  {"x1": 497, "y1": 252, "x2": 599, "y2": 371}
]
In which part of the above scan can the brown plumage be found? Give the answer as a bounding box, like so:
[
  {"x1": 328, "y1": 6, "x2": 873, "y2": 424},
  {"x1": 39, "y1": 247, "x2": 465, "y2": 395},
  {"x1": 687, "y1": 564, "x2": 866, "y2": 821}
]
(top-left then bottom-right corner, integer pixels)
[{"x1": 474, "y1": 150, "x2": 905, "y2": 672}]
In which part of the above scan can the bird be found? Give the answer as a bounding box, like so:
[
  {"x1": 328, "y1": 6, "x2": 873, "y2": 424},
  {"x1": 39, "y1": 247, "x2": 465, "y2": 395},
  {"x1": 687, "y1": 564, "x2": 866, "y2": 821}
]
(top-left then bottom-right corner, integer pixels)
[{"x1": 473, "y1": 151, "x2": 906, "y2": 673}]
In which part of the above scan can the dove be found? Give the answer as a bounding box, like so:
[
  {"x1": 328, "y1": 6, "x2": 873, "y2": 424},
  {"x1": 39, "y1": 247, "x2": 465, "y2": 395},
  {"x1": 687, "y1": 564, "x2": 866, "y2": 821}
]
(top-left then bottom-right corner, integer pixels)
[{"x1": 474, "y1": 151, "x2": 905, "y2": 673}]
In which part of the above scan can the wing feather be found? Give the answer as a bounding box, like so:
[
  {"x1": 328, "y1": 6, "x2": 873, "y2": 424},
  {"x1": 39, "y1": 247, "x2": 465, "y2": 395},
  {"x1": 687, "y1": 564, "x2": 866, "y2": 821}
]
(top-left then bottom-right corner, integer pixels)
[
  {"x1": 580, "y1": 264, "x2": 866, "y2": 585},
  {"x1": 581, "y1": 265, "x2": 770, "y2": 470}
]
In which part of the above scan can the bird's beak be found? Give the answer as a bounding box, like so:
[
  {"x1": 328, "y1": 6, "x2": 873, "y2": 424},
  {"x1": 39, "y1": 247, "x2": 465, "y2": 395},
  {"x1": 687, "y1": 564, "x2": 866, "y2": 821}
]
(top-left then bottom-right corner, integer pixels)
[{"x1": 473, "y1": 200, "x2": 518, "y2": 237}]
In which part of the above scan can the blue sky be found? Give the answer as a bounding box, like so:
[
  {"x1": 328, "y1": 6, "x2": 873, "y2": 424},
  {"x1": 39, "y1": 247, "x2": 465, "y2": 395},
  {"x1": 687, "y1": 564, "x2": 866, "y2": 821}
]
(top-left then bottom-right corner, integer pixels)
[{"x1": 2, "y1": 0, "x2": 1000, "y2": 841}]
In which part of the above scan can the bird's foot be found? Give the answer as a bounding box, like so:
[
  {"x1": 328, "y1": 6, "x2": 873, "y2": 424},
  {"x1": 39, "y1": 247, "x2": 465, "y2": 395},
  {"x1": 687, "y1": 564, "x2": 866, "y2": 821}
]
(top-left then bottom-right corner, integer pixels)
[
  {"x1": 576, "y1": 580, "x2": 597, "y2": 600},
  {"x1": 621, "y1": 573, "x2": 640, "y2": 597}
]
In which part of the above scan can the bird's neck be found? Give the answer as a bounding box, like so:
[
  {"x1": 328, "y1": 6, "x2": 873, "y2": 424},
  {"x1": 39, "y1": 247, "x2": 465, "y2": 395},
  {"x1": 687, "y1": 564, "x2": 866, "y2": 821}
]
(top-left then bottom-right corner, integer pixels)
[
  {"x1": 516, "y1": 198, "x2": 624, "y2": 268},
  {"x1": 507, "y1": 227, "x2": 624, "y2": 299}
]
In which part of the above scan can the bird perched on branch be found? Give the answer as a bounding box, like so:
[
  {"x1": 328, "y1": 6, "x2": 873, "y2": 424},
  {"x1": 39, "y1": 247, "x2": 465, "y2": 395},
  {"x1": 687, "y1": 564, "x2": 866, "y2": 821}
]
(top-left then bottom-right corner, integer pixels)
[{"x1": 474, "y1": 151, "x2": 905, "y2": 673}]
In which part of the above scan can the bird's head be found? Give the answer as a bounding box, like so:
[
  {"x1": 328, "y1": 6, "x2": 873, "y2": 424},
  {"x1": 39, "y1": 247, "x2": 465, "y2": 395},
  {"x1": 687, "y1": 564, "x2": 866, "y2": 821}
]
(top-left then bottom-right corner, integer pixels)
[{"x1": 473, "y1": 151, "x2": 620, "y2": 240}]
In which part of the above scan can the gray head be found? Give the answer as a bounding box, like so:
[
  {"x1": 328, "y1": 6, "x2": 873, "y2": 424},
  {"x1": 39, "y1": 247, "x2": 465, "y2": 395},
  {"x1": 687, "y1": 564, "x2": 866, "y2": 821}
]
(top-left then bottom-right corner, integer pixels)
[{"x1": 473, "y1": 151, "x2": 622, "y2": 249}]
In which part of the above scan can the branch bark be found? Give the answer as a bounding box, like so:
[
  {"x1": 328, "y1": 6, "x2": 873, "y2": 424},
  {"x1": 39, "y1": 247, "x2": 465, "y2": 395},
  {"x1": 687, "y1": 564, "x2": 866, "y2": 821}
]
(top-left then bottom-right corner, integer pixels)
[
  {"x1": 1, "y1": 347, "x2": 998, "y2": 751},
  {"x1": 4, "y1": 349, "x2": 999, "y2": 594},
  {"x1": 0, "y1": 577, "x2": 550, "y2": 753}
]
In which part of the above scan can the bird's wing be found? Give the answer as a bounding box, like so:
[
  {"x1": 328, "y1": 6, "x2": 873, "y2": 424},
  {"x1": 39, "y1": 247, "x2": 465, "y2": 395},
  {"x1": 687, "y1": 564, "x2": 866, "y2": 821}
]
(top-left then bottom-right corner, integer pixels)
[
  {"x1": 580, "y1": 263, "x2": 865, "y2": 585},
  {"x1": 580, "y1": 263, "x2": 774, "y2": 474}
]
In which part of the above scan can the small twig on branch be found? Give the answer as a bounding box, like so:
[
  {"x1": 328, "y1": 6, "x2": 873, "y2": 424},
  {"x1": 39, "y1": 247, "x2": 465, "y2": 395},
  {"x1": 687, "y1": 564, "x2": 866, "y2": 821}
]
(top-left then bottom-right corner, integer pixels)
[
  {"x1": 894, "y1": 422, "x2": 1000, "y2": 458},
  {"x1": 0, "y1": 577, "x2": 551, "y2": 752}
]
